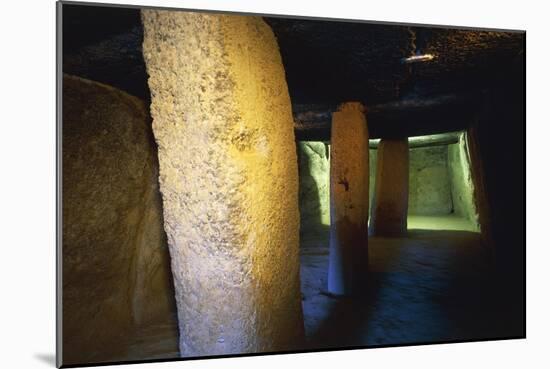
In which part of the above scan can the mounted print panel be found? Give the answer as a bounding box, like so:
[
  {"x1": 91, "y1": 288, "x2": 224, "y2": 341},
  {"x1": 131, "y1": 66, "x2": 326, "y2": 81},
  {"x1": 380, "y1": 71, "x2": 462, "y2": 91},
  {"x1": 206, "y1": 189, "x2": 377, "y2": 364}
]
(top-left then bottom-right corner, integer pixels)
[{"x1": 57, "y1": 1, "x2": 525, "y2": 367}]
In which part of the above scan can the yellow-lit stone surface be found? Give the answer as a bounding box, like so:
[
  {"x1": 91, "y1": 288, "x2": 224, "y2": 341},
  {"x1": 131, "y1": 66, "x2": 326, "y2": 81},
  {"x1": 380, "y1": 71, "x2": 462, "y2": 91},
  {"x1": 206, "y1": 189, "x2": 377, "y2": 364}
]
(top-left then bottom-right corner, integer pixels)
[
  {"x1": 62, "y1": 75, "x2": 177, "y2": 364},
  {"x1": 141, "y1": 11, "x2": 304, "y2": 356},
  {"x1": 370, "y1": 138, "x2": 410, "y2": 236},
  {"x1": 328, "y1": 103, "x2": 369, "y2": 295}
]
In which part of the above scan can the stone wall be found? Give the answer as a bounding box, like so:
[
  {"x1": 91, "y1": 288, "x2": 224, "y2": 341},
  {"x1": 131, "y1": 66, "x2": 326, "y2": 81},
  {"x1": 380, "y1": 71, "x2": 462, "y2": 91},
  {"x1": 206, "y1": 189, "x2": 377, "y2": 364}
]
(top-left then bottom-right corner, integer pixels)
[
  {"x1": 369, "y1": 149, "x2": 377, "y2": 215},
  {"x1": 371, "y1": 146, "x2": 452, "y2": 216},
  {"x1": 409, "y1": 146, "x2": 453, "y2": 215},
  {"x1": 299, "y1": 140, "x2": 480, "y2": 226},
  {"x1": 297, "y1": 141, "x2": 330, "y2": 245},
  {"x1": 448, "y1": 135, "x2": 480, "y2": 229},
  {"x1": 62, "y1": 74, "x2": 176, "y2": 364}
]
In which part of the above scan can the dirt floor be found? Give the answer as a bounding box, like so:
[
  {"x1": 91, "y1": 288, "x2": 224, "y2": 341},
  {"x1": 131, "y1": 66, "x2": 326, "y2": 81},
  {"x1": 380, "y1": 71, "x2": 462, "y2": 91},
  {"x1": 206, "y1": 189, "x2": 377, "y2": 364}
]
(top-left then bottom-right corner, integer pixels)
[
  {"x1": 122, "y1": 215, "x2": 522, "y2": 362},
  {"x1": 301, "y1": 215, "x2": 523, "y2": 350}
]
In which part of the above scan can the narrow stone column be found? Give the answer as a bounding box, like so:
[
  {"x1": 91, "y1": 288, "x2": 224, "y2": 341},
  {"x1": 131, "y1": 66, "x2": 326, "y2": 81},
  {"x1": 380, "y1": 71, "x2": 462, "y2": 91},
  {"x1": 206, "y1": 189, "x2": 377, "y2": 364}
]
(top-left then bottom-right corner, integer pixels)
[
  {"x1": 328, "y1": 102, "x2": 369, "y2": 295},
  {"x1": 141, "y1": 11, "x2": 304, "y2": 356},
  {"x1": 370, "y1": 138, "x2": 410, "y2": 236}
]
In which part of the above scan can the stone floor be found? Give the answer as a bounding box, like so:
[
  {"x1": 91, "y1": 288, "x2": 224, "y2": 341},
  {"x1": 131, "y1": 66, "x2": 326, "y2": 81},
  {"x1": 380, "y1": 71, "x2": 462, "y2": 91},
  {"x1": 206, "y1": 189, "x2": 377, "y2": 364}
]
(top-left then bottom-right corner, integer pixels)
[
  {"x1": 122, "y1": 215, "x2": 522, "y2": 361},
  {"x1": 301, "y1": 215, "x2": 523, "y2": 350},
  {"x1": 408, "y1": 214, "x2": 480, "y2": 232}
]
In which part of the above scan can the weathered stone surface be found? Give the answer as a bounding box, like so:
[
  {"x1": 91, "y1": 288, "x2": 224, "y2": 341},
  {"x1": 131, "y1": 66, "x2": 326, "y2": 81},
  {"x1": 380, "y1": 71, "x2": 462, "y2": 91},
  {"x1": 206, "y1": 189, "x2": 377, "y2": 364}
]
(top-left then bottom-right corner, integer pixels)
[
  {"x1": 409, "y1": 146, "x2": 453, "y2": 215},
  {"x1": 466, "y1": 126, "x2": 493, "y2": 249},
  {"x1": 63, "y1": 6, "x2": 524, "y2": 139},
  {"x1": 141, "y1": 11, "x2": 304, "y2": 356},
  {"x1": 62, "y1": 74, "x2": 177, "y2": 364},
  {"x1": 368, "y1": 148, "x2": 377, "y2": 217},
  {"x1": 448, "y1": 134, "x2": 480, "y2": 229},
  {"x1": 298, "y1": 141, "x2": 330, "y2": 245},
  {"x1": 328, "y1": 103, "x2": 369, "y2": 295},
  {"x1": 370, "y1": 138, "x2": 409, "y2": 236},
  {"x1": 371, "y1": 145, "x2": 455, "y2": 218},
  {"x1": 371, "y1": 145, "x2": 454, "y2": 217}
]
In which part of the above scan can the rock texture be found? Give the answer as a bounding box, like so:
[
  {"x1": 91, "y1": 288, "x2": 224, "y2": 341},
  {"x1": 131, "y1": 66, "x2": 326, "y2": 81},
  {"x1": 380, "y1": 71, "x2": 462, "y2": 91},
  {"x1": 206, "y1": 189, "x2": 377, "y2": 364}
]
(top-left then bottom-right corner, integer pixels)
[
  {"x1": 466, "y1": 125, "x2": 493, "y2": 249},
  {"x1": 62, "y1": 74, "x2": 177, "y2": 364},
  {"x1": 266, "y1": 17, "x2": 524, "y2": 107},
  {"x1": 409, "y1": 146, "x2": 453, "y2": 215},
  {"x1": 370, "y1": 138, "x2": 409, "y2": 236},
  {"x1": 369, "y1": 149, "x2": 377, "y2": 216},
  {"x1": 298, "y1": 141, "x2": 330, "y2": 245},
  {"x1": 141, "y1": 11, "x2": 304, "y2": 356},
  {"x1": 370, "y1": 145, "x2": 453, "y2": 218},
  {"x1": 328, "y1": 103, "x2": 369, "y2": 295},
  {"x1": 62, "y1": 5, "x2": 524, "y2": 140},
  {"x1": 448, "y1": 134, "x2": 480, "y2": 229}
]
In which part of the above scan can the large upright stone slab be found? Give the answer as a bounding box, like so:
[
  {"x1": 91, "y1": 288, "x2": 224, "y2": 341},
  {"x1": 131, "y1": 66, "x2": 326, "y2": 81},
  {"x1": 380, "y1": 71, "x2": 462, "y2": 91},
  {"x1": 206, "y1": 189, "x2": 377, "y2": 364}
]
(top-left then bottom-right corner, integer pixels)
[
  {"x1": 466, "y1": 126, "x2": 492, "y2": 248},
  {"x1": 141, "y1": 11, "x2": 304, "y2": 356},
  {"x1": 448, "y1": 134, "x2": 480, "y2": 230},
  {"x1": 370, "y1": 138, "x2": 409, "y2": 236},
  {"x1": 298, "y1": 141, "x2": 330, "y2": 245},
  {"x1": 409, "y1": 146, "x2": 452, "y2": 215},
  {"x1": 62, "y1": 75, "x2": 177, "y2": 364},
  {"x1": 327, "y1": 102, "x2": 369, "y2": 295}
]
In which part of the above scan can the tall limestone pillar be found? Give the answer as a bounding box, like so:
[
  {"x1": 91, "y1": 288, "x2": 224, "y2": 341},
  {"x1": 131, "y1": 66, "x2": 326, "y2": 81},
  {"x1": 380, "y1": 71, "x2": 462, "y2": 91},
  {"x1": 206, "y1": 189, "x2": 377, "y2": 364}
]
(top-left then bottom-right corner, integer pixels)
[
  {"x1": 328, "y1": 103, "x2": 369, "y2": 295},
  {"x1": 141, "y1": 11, "x2": 304, "y2": 357},
  {"x1": 370, "y1": 138, "x2": 409, "y2": 236}
]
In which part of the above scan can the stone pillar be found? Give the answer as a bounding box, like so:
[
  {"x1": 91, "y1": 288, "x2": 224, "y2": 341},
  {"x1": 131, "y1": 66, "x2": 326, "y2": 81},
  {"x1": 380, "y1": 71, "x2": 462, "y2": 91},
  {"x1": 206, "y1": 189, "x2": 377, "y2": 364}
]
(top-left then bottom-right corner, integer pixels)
[
  {"x1": 141, "y1": 11, "x2": 304, "y2": 356},
  {"x1": 370, "y1": 138, "x2": 409, "y2": 236},
  {"x1": 327, "y1": 102, "x2": 369, "y2": 295}
]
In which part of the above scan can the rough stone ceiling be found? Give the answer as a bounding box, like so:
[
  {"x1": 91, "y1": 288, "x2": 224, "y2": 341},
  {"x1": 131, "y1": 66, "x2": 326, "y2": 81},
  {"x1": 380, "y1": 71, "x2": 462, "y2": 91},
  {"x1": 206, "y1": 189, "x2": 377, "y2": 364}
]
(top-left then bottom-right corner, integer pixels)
[
  {"x1": 265, "y1": 17, "x2": 524, "y2": 105},
  {"x1": 63, "y1": 5, "x2": 525, "y2": 139}
]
